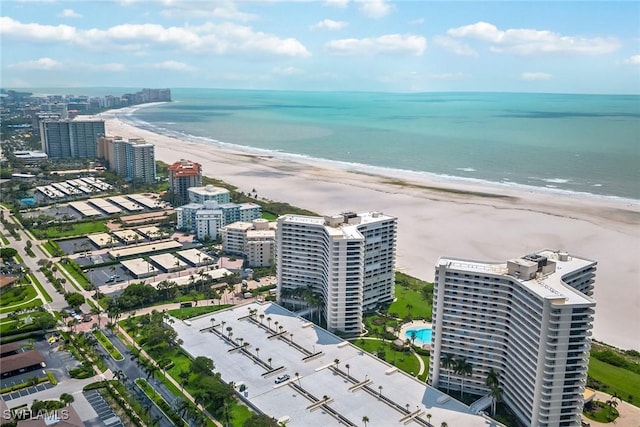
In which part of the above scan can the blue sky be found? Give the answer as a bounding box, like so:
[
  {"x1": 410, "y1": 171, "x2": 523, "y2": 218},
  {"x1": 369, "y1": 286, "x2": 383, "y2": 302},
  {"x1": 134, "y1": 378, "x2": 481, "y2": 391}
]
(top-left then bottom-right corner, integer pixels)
[{"x1": 1, "y1": 0, "x2": 639, "y2": 93}]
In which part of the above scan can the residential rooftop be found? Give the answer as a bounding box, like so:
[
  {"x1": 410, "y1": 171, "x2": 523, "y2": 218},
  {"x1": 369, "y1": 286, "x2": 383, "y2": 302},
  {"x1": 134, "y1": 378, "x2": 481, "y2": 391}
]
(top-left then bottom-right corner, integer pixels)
[
  {"x1": 172, "y1": 302, "x2": 497, "y2": 427},
  {"x1": 438, "y1": 249, "x2": 596, "y2": 305}
]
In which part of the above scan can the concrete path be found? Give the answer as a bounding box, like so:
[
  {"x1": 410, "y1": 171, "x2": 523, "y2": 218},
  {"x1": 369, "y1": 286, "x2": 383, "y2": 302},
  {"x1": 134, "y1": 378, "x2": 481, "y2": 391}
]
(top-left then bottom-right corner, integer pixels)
[{"x1": 586, "y1": 391, "x2": 640, "y2": 427}]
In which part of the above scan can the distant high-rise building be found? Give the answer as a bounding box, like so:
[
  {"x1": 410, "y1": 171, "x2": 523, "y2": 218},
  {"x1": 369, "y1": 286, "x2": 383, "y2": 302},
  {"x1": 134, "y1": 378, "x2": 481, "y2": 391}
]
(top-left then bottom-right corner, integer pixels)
[
  {"x1": 276, "y1": 212, "x2": 397, "y2": 335},
  {"x1": 40, "y1": 119, "x2": 105, "y2": 159},
  {"x1": 429, "y1": 250, "x2": 596, "y2": 427},
  {"x1": 98, "y1": 136, "x2": 156, "y2": 185},
  {"x1": 168, "y1": 159, "x2": 202, "y2": 206}
]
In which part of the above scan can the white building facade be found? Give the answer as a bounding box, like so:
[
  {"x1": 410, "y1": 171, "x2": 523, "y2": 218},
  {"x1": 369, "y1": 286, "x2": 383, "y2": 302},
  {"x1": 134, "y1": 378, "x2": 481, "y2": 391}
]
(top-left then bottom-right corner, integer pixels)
[
  {"x1": 188, "y1": 185, "x2": 231, "y2": 204},
  {"x1": 176, "y1": 200, "x2": 262, "y2": 241},
  {"x1": 276, "y1": 212, "x2": 396, "y2": 335},
  {"x1": 428, "y1": 250, "x2": 596, "y2": 427},
  {"x1": 221, "y1": 219, "x2": 276, "y2": 267}
]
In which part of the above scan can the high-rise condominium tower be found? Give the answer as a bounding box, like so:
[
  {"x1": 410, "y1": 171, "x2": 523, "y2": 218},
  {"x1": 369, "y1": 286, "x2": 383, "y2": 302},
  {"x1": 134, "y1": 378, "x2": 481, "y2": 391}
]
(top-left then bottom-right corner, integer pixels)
[
  {"x1": 276, "y1": 212, "x2": 397, "y2": 335},
  {"x1": 168, "y1": 159, "x2": 202, "y2": 206},
  {"x1": 40, "y1": 119, "x2": 105, "y2": 159},
  {"x1": 429, "y1": 250, "x2": 596, "y2": 427}
]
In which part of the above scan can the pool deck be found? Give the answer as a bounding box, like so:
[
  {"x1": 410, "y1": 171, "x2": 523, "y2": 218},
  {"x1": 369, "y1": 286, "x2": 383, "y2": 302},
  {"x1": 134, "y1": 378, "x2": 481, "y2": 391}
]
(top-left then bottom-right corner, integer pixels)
[{"x1": 399, "y1": 320, "x2": 433, "y2": 350}]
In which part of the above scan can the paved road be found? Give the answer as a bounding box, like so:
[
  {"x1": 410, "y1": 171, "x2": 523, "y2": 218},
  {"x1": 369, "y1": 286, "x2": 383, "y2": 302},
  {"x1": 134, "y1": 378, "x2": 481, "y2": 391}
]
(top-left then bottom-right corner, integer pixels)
[{"x1": 99, "y1": 330, "x2": 180, "y2": 427}]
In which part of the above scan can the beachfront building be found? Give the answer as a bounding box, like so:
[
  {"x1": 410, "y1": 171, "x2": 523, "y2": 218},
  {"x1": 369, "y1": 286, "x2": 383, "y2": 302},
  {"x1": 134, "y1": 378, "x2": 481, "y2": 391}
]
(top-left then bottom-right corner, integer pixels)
[
  {"x1": 98, "y1": 136, "x2": 156, "y2": 185},
  {"x1": 429, "y1": 250, "x2": 597, "y2": 427},
  {"x1": 168, "y1": 159, "x2": 202, "y2": 206},
  {"x1": 187, "y1": 185, "x2": 230, "y2": 204},
  {"x1": 176, "y1": 200, "x2": 262, "y2": 241},
  {"x1": 221, "y1": 219, "x2": 276, "y2": 267},
  {"x1": 40, "y1": 119, "x2": 105, "y2": 159},
  {"x1": 276, "y1": 212, "x2": 397, "y2": 335}
]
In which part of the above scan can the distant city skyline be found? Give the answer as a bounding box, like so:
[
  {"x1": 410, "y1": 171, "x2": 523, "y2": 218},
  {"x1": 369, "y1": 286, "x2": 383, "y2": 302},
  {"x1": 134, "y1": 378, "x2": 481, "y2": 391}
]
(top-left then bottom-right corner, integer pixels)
[{"x1": 1, "y1": 1, "x2": 638, "y2": 94}]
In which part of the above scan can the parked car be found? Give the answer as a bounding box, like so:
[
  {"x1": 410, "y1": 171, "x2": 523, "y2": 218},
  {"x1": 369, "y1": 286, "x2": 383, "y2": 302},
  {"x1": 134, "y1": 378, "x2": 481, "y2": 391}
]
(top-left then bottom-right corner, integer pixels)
[{"x1": 274, "y1": 374, "x2": 290, "y2": 384}]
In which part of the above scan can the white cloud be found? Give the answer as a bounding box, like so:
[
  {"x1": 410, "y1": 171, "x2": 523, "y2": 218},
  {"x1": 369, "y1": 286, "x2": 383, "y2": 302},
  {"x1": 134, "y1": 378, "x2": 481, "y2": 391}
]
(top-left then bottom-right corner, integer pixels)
[
  {"x1": 623, "y1": 54, "x2": 640, "y2": 65},
  {"x1": 355, "y1": 0, "x2": 392, "y2": 19},
  {"x1": 409, "y1": 18, "x2": 424, "y2": 25},
  {"x1": 433, "y1": 36, "x2": 478, "y2": 57},
  {"x1": 0, "y1": 17, "x2": 77, "y2": 42},
  {"x1": 324, "y1": 0, "x2": 349, "y2": 8},
  {"x1": 151, "y1": 60, "x2": 196, "y2": 71},
  {"x1": 326, "y1": 34, "x2": 426, "y2": 56},
  {"x1": 521, "y1": 72, "x2": 553, "y2": 81},
  {"x1": 58, "y1": 9, "x2": 82, "y2": 19},
  {"x1": 1, "y1": 17, "x2": 310, "y2": 58},
  {"x1": 309, "y1": 19, "x2": 348, "y2": 31},
  {"x1": 8, "y1": 57, "x2": 63, "y2": 70},
  {"x1": 160, "y1": 1, "x2": 256, "y2": 22},
  {"x1": 447, "y1": 21, "x2": 619, "y2": 55}
]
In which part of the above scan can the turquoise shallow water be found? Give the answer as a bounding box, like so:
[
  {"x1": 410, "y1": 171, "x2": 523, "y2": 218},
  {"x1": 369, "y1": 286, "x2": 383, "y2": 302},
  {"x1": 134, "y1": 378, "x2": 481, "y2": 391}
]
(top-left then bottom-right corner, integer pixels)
[{"x1": 128, "y1": 89, "x2": 640, "y2": 200}]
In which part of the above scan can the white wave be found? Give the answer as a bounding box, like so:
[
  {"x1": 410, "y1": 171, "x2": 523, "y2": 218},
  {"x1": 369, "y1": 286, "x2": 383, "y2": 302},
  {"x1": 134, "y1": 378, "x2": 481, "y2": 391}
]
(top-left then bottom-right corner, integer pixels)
[
  {"x1": 456, "y1": 167, "x2": 477, "y2": 172},
  {"x1": 542, "y1": 178, "x2": 570, "y2": 184},
  {"x1": 113, "y1": 108, "x2": 639, "y2": 204}
]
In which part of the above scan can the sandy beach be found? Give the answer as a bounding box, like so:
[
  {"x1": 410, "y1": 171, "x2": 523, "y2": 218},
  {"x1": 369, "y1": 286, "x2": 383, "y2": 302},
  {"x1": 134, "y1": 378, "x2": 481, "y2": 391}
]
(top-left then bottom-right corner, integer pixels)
[{"x1": 100, "y1": 110, "x2": 639, "y2": 351}]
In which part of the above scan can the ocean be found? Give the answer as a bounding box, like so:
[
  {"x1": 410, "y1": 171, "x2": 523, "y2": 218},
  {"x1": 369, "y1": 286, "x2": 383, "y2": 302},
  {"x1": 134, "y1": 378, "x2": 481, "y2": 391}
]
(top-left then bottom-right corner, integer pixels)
[{"x1": 126, "y1": 89, "x2": 639, "y2": 201}]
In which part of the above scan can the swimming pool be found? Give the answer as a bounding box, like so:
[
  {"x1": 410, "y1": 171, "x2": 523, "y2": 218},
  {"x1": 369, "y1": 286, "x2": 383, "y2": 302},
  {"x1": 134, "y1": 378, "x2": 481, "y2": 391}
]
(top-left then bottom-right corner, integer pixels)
[{"x1": 405, "y1": 327, "x2": 433, "y2": 347}]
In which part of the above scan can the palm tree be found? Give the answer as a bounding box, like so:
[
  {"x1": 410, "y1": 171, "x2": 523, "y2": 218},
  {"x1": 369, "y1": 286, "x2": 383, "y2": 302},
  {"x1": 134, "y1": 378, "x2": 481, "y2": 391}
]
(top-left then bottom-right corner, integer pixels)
[
  {"x1": 113, "y1": 370, "x2": 126, "y2": 383},
  {"x1": 295, "y1": 372, "x2": 301, "y2": 387},
  {"x1": 486, "y1": 367, "x2": 499, "y2": 388},
  {"x1": 426, "y1": 413, "x2": 432, "y2": 426},
  {"x1": 489, "y1": 383, "x2": 502, "y2": 416},
  {"x1": 345, "y1": 363, "x2": 350, "y2": 378},
  {"x1": 267, "y1": 317, "x2": 272, "y2": 330},
  {"x1": 362, "y1": 415, "x2": 369, "y2": 427},
  {"x1": 268, "y1": 357, "x2": 272, "y2": 368},
  {"x1": 606, "y1": 394, "x2": 620, "y2": 421},
  {"x1": 440, "y1": 423, "x2": 448, "y2": 427},
  {"x1": 255, "y1": 347, "x2": 260, "y2": 359},
  {"x1": 441, "y1": 353, "x2": 455, "y2": 394},
  {"x1": 378, "y1": 385, "x2": 383, "y2": 397},
  {"x1": 455, "y1": 357, "x2": 473, "y2": 398},
  {"x1": 259, "y1": 313, "x2": 265, "y2": 325}
]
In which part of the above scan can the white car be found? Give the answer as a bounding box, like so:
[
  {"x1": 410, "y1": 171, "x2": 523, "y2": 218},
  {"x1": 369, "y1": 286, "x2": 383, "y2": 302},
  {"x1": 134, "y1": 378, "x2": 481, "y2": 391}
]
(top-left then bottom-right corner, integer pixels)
[{"x1": 274, "y1": 374, "x2": 290, "y2": 384}]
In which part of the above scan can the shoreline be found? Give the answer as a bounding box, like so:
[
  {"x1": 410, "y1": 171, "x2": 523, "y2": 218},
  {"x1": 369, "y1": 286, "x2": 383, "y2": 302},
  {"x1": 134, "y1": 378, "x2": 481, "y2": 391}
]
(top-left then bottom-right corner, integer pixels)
[
  {"x1": 94, "y1": 107, "x2": 640, "y2": 351},
  {"x1": 103, "y1": 103, "x2": 639, "y2": 205}
]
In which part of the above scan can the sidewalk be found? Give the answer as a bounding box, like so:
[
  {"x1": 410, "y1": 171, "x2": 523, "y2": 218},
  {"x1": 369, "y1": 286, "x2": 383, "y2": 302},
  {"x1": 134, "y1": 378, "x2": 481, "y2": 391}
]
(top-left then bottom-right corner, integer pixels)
[{"x1": 587, "y1": 391, "x2": 640, "y2": 427}]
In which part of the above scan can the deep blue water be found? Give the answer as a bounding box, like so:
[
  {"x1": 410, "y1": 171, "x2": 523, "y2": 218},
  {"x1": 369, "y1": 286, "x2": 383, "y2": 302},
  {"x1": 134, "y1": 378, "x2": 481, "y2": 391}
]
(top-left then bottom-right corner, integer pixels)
[{"x1": 127, "y1": 89, "x2": 640, "y2": 200}]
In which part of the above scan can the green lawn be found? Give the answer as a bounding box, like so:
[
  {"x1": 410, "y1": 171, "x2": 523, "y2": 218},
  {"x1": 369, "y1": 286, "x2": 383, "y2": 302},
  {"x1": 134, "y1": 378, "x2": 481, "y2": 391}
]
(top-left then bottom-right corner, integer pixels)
[
  {"x1": 589, "y1": 357, "x2": 640, "y2": 406},
  {"x1": 388, "y1": 286, "x2": 432, "y2": 320},
  {"x1": 59, "y1": 262, "x2": 90, "y2": 289},
  {"x1": 584, "y1": 401, "x2": 619, "y2": 423},
  {"x1": 261, "y1": 211, "x2": 278, "y2": 221},
  {"x1": 93, "y1": 330, "x2": 124, "y2": 361},
  {"x1": 35, "y1": 221, "x2": 108, "y2": 239},
  {"x1": 352, "y1": 338, "x2": 428, "y2": 380},
  {"x1": 0, "y1": 285, "x2": 37, "y2": 307},
  {"x1": 167, "y1": 304, "x2": 232, "y2": 320},
  {"x1": 29, "y1": 274, "x2": 53, "y2": 303}
]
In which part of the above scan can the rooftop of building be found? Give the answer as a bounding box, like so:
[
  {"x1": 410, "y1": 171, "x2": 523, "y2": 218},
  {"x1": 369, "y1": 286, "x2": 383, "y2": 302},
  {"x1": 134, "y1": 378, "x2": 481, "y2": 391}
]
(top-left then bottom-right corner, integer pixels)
[
  {"x1": 168, "y1": 159, "x2": 202, "y2": 175},
  {"x1": 280, "y1": 211, "x2": 396, "y2": 241},
  {"x1": 172, "y1": 302, "x2": 495, "y2": 427},
  {"x1": 188, "y1": 185, "x2": 230, "y2": 195},
  {"x1": 0, "y1": 349, "x2": 45, "y2": 374},
  {"x1": 438, "y1": 249, "x2": 597, "y2": 305}
]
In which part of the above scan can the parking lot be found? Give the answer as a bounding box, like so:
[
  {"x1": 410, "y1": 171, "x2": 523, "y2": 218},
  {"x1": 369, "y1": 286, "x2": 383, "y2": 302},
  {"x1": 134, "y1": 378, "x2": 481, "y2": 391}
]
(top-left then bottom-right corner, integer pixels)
[
  {"x1": 1, "y1": 381, "x2": 55, "y2": 401},
  {"x1": 172, "y1": 302, "x2": 494, "y2": 427},
  {"x1": 83, "y1": 389, "x2": 125, "y2": 427}
]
